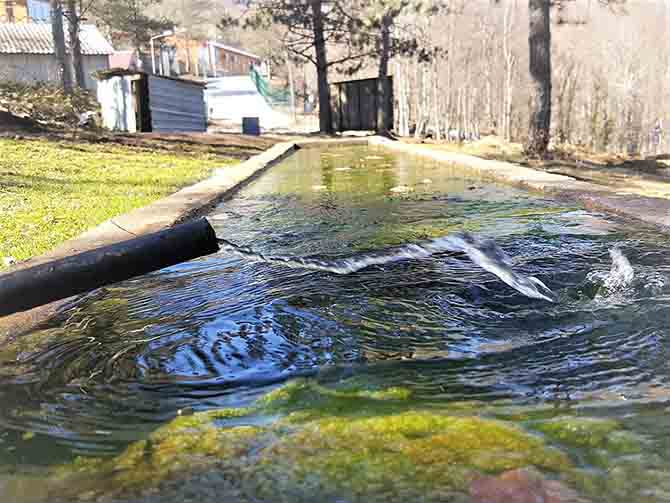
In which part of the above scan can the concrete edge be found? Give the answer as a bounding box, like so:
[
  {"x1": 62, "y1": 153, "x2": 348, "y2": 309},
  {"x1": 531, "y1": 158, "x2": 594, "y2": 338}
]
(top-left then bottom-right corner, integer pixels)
[
  {"x1": 0, "y1": 136, "x2": 375, "y2": 339},
  {"x1": 5, "y1": 134, "x2": 670, "y2": 340},
  {"x1": 369, "y1": 136, "x2": 670, "y2": 230},
  {"x1": 0, "y1": 140, "x2": 299, "y2": 340}
]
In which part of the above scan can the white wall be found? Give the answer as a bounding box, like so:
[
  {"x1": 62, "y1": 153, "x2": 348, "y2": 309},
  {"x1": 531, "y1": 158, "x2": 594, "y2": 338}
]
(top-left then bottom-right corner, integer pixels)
[
  {"x1": 97, "y1": 75, "x2": 136, "y2": 132},
  {"x1": 0, "y1": 54, "x2": 110, "y2": 90}
]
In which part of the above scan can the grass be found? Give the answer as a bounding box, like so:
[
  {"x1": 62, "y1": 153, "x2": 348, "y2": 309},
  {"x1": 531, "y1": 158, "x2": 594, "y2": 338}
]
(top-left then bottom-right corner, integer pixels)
[
  {"x1": 0, "y1": 137, "x2": 234, "y2": 267},
  {"x1": 408, "y1": 135, "x2": 526, "y2": 163}
]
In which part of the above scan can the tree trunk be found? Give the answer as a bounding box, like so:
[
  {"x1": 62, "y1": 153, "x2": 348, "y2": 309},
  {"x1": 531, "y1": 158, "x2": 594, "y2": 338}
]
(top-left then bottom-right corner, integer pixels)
[
  {"x1": 376, "y1": 12, "x2": 392, "y2": 135},
  {"x1": 310, "y1": 0, "x2": 333, "y2": 134},
  {"x1": 432, "y1": 59, "x2": 441, "y2": 141},
  {"x1": 526, "y1": 0, "x2": 552, "y2": 157},
  {"x1": 50, "y1": 0, "x2": 72, "y2": 94},
  {"x1": 67, "y1": 0, "x2": 85, "y2": 89},
  {"x1": 286, "y1": 49, "x2": 297, "y2": 124}
]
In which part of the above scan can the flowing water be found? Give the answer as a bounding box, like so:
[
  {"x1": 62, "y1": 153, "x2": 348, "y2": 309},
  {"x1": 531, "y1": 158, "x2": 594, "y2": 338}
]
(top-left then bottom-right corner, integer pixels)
[{"x1": 3, "y1": 146, "x2": 670, "y2": 502}]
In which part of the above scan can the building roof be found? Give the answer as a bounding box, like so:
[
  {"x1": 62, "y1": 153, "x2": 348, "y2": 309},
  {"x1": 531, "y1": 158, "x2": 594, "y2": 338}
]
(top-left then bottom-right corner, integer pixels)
[
  {"x1": 96, "y1": 68, "x2": 206, "y2": 87},
  {"x1": 0, "y1": 23, "x2": 114, "y2": 55},
  {"x1": 207, "y1": 41, "x2": 261, "y2": 61}
]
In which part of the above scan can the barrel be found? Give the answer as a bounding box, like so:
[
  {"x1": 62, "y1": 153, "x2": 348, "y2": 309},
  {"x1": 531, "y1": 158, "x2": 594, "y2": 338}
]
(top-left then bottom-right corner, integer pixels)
[{"x1": 242, "y1": 117, "x2": 261, "y2": 136}]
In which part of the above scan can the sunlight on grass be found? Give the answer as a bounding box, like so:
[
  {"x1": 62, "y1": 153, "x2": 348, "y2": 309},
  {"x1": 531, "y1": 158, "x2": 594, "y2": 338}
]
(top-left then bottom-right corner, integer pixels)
[
  {"x1": 0, "y1": 138, "x2": 234, "y2": 267},
  {"x1": 416, "y1": 136, "x2": 526, "y2": 163}
]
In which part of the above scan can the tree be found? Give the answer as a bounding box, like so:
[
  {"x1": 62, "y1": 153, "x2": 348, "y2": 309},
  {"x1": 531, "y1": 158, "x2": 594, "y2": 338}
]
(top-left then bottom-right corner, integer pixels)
[
  {"x1": 526, "y1": 0, "x2": 551, "y2": 157},
  {"x1": 50, "y1": 0, "x2": 73, "y2": 93},
  {"x1": 92, "y1": 0, "x2": 172, "y2": 52},
  {"x1": 348, "y1": 0, "x2": 445, "y2": 135},
  {"x1": 64, "y1": 0, "x2": 100, "y2": 88},
  {"x1": 310, "y1": 0, "x2": 333, "y2": 133},
  {"x1": 238, "y1": 0, "x2": 372, "y2": 134},
  {"x1": 66, "y1": 0, "x2": 86, "y2": 88},
  {"x1": 525, "y1": 0, "x2": 625, "y2": 157}
]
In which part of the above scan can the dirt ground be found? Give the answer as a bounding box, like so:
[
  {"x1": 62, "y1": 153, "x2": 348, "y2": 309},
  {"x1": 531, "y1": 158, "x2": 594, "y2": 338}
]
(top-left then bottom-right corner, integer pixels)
[
  {"x1": 0, "y1": 108, "x2": 282, "y2": 160},
  {"x1": 410, "y1": 135, "x2": 670, "y2": 199}
]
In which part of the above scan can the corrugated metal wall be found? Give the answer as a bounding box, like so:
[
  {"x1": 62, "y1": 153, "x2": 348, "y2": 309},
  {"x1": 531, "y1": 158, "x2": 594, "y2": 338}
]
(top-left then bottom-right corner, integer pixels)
[{"x1": 147, "y1": 76, "x2": 206, "y2": 132}]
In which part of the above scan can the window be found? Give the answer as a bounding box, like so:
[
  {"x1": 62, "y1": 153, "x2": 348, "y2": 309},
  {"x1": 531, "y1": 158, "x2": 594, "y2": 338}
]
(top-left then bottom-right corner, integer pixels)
[{"x1": 27, "y1": 0, "x2": 50, "y2": 21}]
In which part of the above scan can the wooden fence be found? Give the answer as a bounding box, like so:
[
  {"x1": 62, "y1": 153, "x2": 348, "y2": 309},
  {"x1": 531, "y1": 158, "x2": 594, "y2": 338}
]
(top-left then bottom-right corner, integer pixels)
[{"x1": 331, "y1": 76, "x2": 393, "y2": 132}]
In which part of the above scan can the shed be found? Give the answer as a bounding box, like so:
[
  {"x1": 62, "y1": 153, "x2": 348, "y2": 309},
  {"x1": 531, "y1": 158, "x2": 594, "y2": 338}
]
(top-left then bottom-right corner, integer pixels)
[
  {"x1": 331, "y1": 76, "x2": 393, "y2": 132},
  {"x1": 96, "y1": 70, "x2": 207, "y2": 133},
  {"x1": 0, "y1": 23, "x2": 113, "y2": 90}
]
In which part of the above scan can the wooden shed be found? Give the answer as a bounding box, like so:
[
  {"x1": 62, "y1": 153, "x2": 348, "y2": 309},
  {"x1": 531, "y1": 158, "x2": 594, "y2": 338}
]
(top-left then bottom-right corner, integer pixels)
[
  {"x1": 331, "y1": 76, "x2": 393, "y2": 132},
  {"x1": 96, "y1": 70, "x2": 207, "y2": 133}
]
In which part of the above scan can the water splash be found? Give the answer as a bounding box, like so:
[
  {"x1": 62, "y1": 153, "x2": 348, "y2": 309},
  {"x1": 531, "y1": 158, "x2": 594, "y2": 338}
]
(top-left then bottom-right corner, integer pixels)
[
  {"x1": 601, "y1": 247, "x2": 635, "y2": 295},
  {"x1": 216, "y1": 233, "x2": 556, "y2": 302}
]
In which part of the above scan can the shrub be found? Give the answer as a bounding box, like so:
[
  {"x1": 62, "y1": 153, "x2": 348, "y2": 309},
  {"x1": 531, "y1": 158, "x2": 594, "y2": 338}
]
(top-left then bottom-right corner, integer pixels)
[{"x1": 0, "y1": 80, "x2": 100, "y2": 129}]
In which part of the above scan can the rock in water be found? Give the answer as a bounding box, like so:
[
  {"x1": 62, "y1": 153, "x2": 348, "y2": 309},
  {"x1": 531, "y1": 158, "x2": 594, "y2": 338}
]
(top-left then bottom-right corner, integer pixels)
[{"x1": 470, "y1": 468, "x2": 583, "y2": 503}]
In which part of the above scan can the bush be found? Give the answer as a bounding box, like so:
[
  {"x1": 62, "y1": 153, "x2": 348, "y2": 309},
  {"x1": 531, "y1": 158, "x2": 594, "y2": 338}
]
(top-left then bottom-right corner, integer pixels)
[{"x1": 0, "y1": 81, "x2": 100, "y2": 129}]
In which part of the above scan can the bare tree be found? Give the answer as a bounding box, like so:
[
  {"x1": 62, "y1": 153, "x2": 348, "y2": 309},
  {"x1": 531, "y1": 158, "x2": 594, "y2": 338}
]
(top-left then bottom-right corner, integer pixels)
[
  {"x1": 502, "y1": 0, "x2": 517, "y2": 141},
  {"x1": 65, "y1": 0, "x2": 86, "y2": 88},
  {"x1": 50, "y1": 0, "x2": 73, "y2": 93},
  {"x1": 526, "y1": 0, "x2": 551, "y2": 157}
]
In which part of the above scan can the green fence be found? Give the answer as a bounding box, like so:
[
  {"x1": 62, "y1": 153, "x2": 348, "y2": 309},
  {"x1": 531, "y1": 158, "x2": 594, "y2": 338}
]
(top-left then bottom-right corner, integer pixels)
[{"x1": 250, "y1": 67, "x2": 290, "y2": 107}]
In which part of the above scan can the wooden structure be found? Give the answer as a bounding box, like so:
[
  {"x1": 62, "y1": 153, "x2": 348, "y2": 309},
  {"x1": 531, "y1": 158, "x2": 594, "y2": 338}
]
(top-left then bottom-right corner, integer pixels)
[
  {"x1": 97, "y1": 69, "x2": 207, "y2": 133},
  {"x1": 147, "y1": 37, "x2": 263, "y2": 79},
  {"x1": 207, "y1": 42, "x2": 262, "y2": 77},
  {"x1": 331, "y1": 76, "x2": 393, "y2": 132}
]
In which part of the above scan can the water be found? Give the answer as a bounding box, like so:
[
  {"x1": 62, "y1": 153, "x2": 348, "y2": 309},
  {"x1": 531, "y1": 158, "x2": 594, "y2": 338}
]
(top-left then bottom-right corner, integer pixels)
[
  {"x1": 3, "y1": 146, "x2": 670, "y2": 501},
  {"x1": 217, "y1": 233, "x2": 557, "y2": 301}
]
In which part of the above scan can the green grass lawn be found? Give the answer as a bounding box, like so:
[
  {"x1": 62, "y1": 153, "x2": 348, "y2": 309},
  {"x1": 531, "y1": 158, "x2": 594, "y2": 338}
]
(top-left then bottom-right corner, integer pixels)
[{"x1": 0, "y1": 137, "x2": 233, "y2": 268}]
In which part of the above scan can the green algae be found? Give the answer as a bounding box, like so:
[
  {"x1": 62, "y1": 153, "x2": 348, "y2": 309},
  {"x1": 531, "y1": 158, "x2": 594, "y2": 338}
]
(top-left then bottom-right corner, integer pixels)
[
  {"x1": 531, "y1": 416, "x2": 642, "y2": 453},
  {"x1": 498, "y1": 206, "x2": 579, "y2": 218},
  {"x1": 258, "y1": 379, "x2": 416, "y2": 421},
  {"x1": 51, "y1": 380, "x2": 574, "y2": 502},
  {"x1": 528, "y1": 415, "x2": 651, "y2": 502},
  {"x1": 357, "y1": 220, "x2": 483, "y2": 249},
  {"x1": 260, "y1": 411, "x2": 570, "y2": 501}
]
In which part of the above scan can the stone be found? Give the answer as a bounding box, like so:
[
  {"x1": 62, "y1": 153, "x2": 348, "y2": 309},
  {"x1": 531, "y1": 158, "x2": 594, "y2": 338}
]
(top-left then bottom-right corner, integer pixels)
[{"x1": 470, "y1": 468, "x2": 582, "y2": 503}]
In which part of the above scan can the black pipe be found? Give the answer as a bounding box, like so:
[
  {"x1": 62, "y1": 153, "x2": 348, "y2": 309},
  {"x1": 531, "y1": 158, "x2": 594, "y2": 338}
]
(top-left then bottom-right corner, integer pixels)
[{"x1": 0, "y1": 218, "x2": 220, "y2": 318}]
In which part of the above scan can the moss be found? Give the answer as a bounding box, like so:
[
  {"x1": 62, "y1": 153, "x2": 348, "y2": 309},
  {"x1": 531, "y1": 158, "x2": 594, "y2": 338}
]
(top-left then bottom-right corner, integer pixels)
[
  {"x1": 258, "y1": 379, "x2": 415, "y2": 422},
  {"x1": 257, "y1": 412, "x2": 570, "y2": 501},
  {"x1": 498, "y1": 206, "x2": 578, "y2": 218},
  {"x1": 531, "y1": 417, "x2": 641, "y2": 452},
  {"x1": 52, "y1": 380, "x2": 574, "y2": 502},
  {"x1": 358, "y1": 221, "x2": 483, "y2": 249}
]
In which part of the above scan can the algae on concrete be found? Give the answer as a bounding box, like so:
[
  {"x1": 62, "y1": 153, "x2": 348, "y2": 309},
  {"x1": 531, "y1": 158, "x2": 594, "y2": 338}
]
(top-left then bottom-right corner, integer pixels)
[{"x1": 50, "y1": 379, "x2": 574, "y2": 502}]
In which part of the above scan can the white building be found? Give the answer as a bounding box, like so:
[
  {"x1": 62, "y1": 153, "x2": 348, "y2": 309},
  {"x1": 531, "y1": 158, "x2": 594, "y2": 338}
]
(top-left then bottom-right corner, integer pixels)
[{"x1": 0, "y1": 23, "x2": 113, "y2": 90}]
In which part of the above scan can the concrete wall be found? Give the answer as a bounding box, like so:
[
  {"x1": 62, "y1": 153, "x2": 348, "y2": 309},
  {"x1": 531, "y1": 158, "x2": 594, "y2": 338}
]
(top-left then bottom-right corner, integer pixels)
[
  {"x1": 0, "y1": 54, "x2": 110, "y2": 90},
  {"x1": 148, "y1": 75, "x2": 206, "y2": 132},
  {"x1": 97, "y1": 75, "x2": 136, "y2": 132}
]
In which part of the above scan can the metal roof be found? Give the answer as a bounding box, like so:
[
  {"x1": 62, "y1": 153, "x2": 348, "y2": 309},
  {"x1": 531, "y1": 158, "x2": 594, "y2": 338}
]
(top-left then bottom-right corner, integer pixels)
[
  {"x1": 207, "y1": 41, "x2": 261, "y2": 61},
  {"x1": 0, "y1": 23, "x2": 114, "y2": 55},
  {"x1": 96, "y1": 69, "x2": 206, "y2": 86}
]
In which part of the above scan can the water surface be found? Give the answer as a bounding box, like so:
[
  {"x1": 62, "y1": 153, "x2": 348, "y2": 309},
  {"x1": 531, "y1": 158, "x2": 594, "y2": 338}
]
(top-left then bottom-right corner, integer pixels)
[{"x1": 3, "y1": 146, "x2": 670, "y2": 501}]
